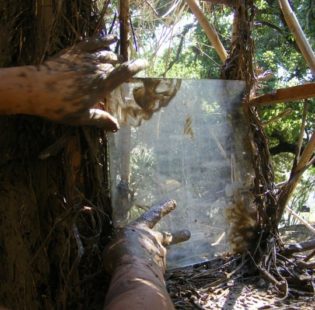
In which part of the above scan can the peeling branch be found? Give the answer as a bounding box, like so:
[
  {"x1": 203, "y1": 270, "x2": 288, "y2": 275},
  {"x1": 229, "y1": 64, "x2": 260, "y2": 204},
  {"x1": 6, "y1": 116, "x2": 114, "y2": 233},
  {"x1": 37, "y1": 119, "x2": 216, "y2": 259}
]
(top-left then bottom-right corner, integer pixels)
[
  {"x1": 279, "y1": 0, "x2": 315, "y2": 74},
  {"x1": 186, "y1": 0, "x2": 228, "y2": 62}
]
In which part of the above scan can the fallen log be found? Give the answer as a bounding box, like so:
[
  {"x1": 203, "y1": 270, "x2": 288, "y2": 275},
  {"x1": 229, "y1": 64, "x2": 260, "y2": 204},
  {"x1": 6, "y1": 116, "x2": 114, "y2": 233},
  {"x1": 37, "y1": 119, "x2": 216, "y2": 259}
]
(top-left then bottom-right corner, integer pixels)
[{"x1": 282, "y1": 238, "x2": 315, "y2": 255}]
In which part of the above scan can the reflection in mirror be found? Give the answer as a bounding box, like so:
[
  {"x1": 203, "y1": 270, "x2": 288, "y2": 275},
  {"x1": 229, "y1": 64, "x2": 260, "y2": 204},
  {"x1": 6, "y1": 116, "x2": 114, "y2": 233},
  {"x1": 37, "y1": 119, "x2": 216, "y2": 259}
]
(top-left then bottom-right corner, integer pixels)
[{"x1": 108, "y1": 78, "x2": 254, "y2": 269}]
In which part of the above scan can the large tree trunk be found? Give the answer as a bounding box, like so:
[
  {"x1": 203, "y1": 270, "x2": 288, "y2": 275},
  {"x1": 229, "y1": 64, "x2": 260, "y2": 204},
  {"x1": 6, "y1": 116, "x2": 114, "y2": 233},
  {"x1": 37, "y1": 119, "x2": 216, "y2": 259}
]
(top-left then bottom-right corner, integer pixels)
[{"x1": 0, "y1": 1, "x2": 112, "y2": 309}]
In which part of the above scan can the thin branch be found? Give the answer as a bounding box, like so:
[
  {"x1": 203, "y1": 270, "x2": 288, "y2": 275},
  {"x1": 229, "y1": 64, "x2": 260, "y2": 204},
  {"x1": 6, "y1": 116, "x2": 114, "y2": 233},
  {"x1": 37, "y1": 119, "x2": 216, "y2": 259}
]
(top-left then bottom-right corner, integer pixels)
[
  {"x1": 129, "y1": 17, "x2": 138, "y2": 52},
  {"x1": 186, "y1": 0, "x2": 228, "y2": 62},
  {"x1": 254, "y1": 19, "x2": 300, "y2": 52},
  {"x1": 295, "y1": 101, "x2": 309, "y2": 163},
  {"x1": 144, "y1": 0, "x2": 159, "y2": 16},
  {"x1": 249, "y1": 83, "x2": 315, "y2": 107},
  {"x1": 295, "y1": 131, "x2": 315, "y2": 173},
  {"x1": 254, "y1": 19, "x2": 284, "y2": 34},
  {"x1": 119, "y1": 0, "x2": 130, "y2": 61},
  {"x1": 278, "y1": 0, "x2": 315, "y2": 74},
  {"x1": 93, "y1": 0, "x2": 111, "y2": 35},
  {"x1": 161, "y1": 0, "x2": 182, "y2": 18},
  {"x1": 285, "y1": 205, "x2": 315, "y2": 235},
  {"x1": 108, "y1": 13, "x2": 117, "y2": 35},
  {"x1": 163, "y1": 23, "x2": 195, "y2": 75},
  {"x1": 276, "y1": 132, "x2": 315, "y2": 224},
  {"x1": 262, "y1": 108, "x2": 292, "y2": 127}
]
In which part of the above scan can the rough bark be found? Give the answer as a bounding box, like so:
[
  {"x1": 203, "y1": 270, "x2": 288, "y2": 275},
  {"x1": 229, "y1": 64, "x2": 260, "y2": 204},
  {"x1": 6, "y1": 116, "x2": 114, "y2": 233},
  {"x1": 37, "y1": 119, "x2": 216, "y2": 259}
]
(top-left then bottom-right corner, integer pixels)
[{"x1": 0, "y1": 1, "x2": 114, "y2": 309}]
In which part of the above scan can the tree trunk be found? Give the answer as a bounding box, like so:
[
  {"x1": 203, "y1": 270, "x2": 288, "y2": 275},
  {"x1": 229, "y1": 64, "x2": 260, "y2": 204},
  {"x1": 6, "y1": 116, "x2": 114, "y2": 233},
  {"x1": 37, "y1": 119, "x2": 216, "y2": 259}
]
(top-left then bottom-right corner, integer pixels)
[{"x1": 0, "y1": 1, "x2": 112, "y2": 309}]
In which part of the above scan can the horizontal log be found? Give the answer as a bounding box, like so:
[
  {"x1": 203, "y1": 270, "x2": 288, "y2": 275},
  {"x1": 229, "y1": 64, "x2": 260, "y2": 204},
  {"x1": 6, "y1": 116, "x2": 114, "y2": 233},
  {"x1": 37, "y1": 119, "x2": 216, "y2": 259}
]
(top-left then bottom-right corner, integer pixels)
[
  {"x1": 282, "y1": 238, "x2": 315, "y2": 255},
  {"x1": 250, "y1": 83, "x2": 315, "y2": 107}
]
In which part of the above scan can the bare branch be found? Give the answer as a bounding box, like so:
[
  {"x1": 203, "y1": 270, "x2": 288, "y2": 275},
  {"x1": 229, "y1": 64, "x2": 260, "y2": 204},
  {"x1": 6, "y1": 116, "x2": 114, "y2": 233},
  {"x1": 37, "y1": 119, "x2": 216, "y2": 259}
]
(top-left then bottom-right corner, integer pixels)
[
  {"x1": 249, "y1": 83, "x2": 315, "y2": 107},
  {"x1": 276, "y1": 132, "x2": 315, "y2": 224},
  {"x1": 285, "y1": 205, "x2": 315, "y2": 235},
  {"x1": 279, "y1": 0, "x2": 315, "y2": 74},
  {"x1": 295, "y1": 131, "x2": 315, "y2": 173},
  {"x1": 163, "y1": 23, "x2": 195, "y2": 75},
  {"x1": 186, "y1": 0, "x2": 228, "y2": 62},
  {"x1": 262, "y1": 109, "x2": 292, "y2": 127},
  {"x1": 295, "y1": 101, "x2": 309, "y2": 163}
]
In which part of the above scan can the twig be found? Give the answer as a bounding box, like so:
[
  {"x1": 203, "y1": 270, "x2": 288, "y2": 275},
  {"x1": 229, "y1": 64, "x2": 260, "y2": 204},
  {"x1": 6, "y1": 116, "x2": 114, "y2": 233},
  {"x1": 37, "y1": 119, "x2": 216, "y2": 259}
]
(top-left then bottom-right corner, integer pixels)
[
  {"x1": 262, "y1": 109, "x2": 292, "y2": 127},
  {"x1": 108, "y1": 13, "x2": 117, "y2": 34},
  {"x1": 94, "y1": 0, "x2": 111, "y2": 35},
  {"x1": 255, "y1": 19, "x2": 284, "y2": 34},
  {"x1": 161, "y1": 0, "x2": 182, "y2": 18},
  {"x1": 248, "y1": 249, "x2": 288, "y2": 298},
  {"x1": 211, "y1": 232, "x2": 226, "y2": 246},
  {"x1": 61, "y1": 14, "x2": 82, "y2": 40},
  {"x1": 163, "y1": 23, "x2": 195, "y2": 75},
  {"x1": 285, "y1": 205, "x2": 315, "y2": 235},
  {"x1": 129, "y1": 17, "x2": 138, "y2": 52},
  {"x1": 144, "y1": 0, "x2": 159, "y2": 16}
]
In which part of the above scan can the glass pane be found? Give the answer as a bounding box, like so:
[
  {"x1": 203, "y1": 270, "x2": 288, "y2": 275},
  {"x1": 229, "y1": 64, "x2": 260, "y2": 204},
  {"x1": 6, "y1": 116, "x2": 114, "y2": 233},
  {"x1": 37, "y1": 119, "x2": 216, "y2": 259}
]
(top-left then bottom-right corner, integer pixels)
[{"x1": 108, "y1": 78, "x2": 253, "y2": 269}]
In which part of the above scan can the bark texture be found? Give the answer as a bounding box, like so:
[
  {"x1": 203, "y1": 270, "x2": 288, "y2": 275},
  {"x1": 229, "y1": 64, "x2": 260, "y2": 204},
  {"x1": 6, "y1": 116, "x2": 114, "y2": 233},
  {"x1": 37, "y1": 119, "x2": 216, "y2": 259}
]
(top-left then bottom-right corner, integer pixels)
[{"x1": 0, "y1": 1, "x2": 114, "y2": 309}]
